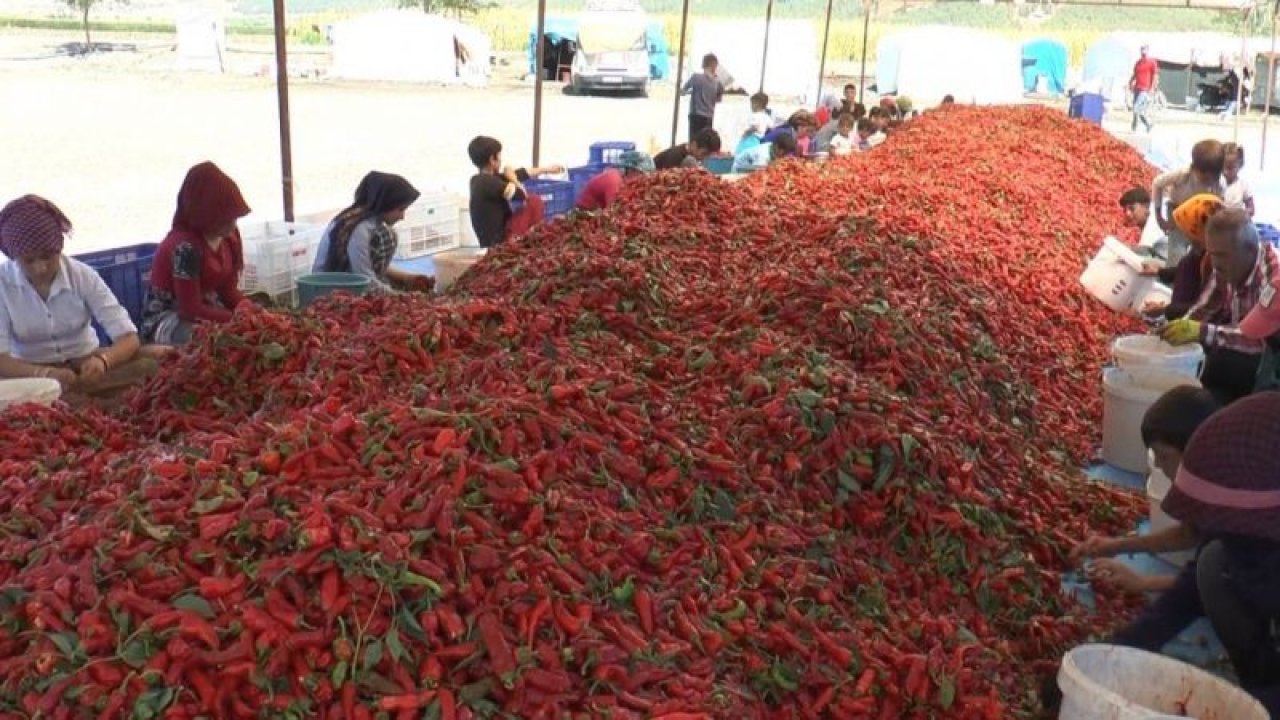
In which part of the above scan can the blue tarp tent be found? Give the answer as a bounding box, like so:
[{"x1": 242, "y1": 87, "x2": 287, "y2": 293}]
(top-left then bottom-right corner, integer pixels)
[
  {"x1": 527, "y1": 17, "x2": 670, "y2": 80},
  {"x1": 1084, "y1": 36, "x2": 1139, "y2": 100},
  {"x1": 1021, "y1": 38, "x2": 1067, "y2": 95}
]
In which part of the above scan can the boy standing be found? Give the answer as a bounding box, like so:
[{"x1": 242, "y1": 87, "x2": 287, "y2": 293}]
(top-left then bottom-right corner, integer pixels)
[
  {"x1": 682, "y1": 54, "x2": 724, "y2": 141},
  {"x1": 467, "y1": 136, "x2": 562, "y2": 249},
  {"x1": 1152, "y1": 139, "x2": 1225, "y2": 266}
]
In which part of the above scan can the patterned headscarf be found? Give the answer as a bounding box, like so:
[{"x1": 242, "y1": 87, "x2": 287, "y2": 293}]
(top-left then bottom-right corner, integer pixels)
[
  {"x1": 172, "y1": 162, "x2": 250, "y2": 272},
  {"x1": 1162, "y1": 392, "x2": 1280, "y2": 540},
  {"x1": 617, "y1": 151, "x2": 655, "y2": 175},
  {"x1": 1172, "y1": 193, "x2": 1224, "y2": 246},
  {"x1": 0, "y1": 195, "x2": 71, "y2": 260},
  {"x1": 324, "y1": 172, "x2": 420, "y2": 273}
]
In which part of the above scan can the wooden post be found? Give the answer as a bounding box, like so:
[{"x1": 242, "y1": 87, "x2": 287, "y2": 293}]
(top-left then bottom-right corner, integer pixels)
[
  {"x1": 816, "y1": 0, "x2": 835, "y2": 109},
  {"x1": 1234, "y1": 9, "x2": 1249, "y2": 143},
  {"x1": 858, "y1": 2, "x2": 871, "y2": 103},
  {"x1": 272, "y1": 0, "x2": 294, "y2": 221},
  {"x1": 533, "y1": 0, "x2": 547, "y2": 166},
  {"x1": 1262, "y1": 14, "x2": 1277, "y2": 170},
  {"x1": 670, "y1": 0, "x2": 691, "y2": 146},
  {"x1": 759, "y1": 0, "x2": 775, "y2": 94}
]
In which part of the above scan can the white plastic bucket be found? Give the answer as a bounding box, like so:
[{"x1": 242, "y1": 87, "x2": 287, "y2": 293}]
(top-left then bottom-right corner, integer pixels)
[
  {"x1": 1058, "y1": 644, "x2": 1268, "y2": 720},
  {"x1": 433, "y1": 248, "x2": 487, "y2": 291},
  {"x1": 1080, "y1": 237, "x2": 1153, "y2": 314},
  {"x1": 1112, "y1": 335, "x2": 1205, "y2": 379},
  {"x1": 458, "y1": 208, "x2": 481, "y2": 248},
  {"x1": 1102, "y1": 368, "x2": 1199, "y2": 473},
  {"x1": 0, "y1": 378, "x2": 61, "y2": 411},
  {"x1": 1145, "y1": 451, "x2": 1194, "y2": 568}
]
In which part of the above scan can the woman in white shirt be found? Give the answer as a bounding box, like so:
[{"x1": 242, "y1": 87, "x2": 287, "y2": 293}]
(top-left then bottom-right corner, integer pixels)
[{"x1": 0, "y1": 195, "x2": 163, "y2": 400}]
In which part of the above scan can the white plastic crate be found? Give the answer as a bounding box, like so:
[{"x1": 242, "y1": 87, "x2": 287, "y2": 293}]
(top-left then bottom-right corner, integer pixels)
[
  {"x1": 395, "y1": 192, "x2": 461, "y2": 259},
  {"x1": 238, "y1": 221, "x2": 324, "y2": 297}
]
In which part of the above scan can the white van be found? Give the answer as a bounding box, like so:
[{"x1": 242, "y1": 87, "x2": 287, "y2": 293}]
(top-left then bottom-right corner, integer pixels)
[{"x1": 571, "y1": 4, "x2": 650, "y2": 96}]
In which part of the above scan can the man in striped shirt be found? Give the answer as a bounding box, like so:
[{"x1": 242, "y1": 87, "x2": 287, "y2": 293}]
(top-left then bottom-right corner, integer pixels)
[{"x1": 1162, "y1": 208, "x2": 1280, "y2": 403}]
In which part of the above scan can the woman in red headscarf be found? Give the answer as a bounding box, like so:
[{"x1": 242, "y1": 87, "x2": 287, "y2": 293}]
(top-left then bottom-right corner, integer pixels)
[
  {"x1": 141, "y1": 162, "x2": 252, "y2": 345},
  {"x1": 0, "y1": 194, "x2": 164, "y2": 400}
]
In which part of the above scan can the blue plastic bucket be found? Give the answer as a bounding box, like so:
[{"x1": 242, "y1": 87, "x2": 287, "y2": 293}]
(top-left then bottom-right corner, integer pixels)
[{"x1": 296, "y1": 273, "x2": 373, "y2": 308}]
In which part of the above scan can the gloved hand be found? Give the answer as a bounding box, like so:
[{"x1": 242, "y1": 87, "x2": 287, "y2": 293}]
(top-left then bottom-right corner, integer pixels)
[
  {"x1": 408, "y1": 275, "x2": 435, "y2": 293},
  {"x1": 1160, "y1": 317, "x2": 1202, "y2": 345}
]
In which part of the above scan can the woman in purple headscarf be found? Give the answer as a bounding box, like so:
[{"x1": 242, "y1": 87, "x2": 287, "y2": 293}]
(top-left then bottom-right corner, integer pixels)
[{"x1": 0, "y1": 195, "x2": 164, "y2": 400}]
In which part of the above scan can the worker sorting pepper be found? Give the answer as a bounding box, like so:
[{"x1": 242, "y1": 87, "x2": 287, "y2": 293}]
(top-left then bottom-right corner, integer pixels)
[
  {"x1": 576, "y1": 151, "x2": 655, "y2": 212},
  {"x1": 0, "y1": 195, "x2": 167, "y2": 404}
]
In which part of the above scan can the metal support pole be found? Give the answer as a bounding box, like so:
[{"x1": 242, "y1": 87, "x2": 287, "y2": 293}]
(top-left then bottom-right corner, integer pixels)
[
  {"x1": 272, "y1": 0, "x2": 294, "y2": 221},
  {"x1": 816, "y1": 0, "x2": 834, "y2": 109},
  {"x1": 670, "y1": 0, "x2": 691, "y2": 146},
  {"x1": 759, "y1": 0, "x2": 774, "y2": 94},
  {"x1": 1234, "y1": 10, "x2": 1249, "y2": 143},
  {"x1": 533, "y1": 0, "x2": 547, "y2": 166},
  {"x1": 1263, "y1": 15, "x2": 1278, "y2": 171},
  {"x1": 858, "y1": 2, "x2": 871, "y2": 103}
]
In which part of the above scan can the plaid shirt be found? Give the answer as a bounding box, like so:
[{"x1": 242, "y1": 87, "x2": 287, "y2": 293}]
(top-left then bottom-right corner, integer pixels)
[{"x1": 1188, "y1": 243, "x2": 1280, "y2": 353}]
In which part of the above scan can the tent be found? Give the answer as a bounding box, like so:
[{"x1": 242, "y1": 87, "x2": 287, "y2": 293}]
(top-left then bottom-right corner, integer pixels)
[
  {"x1": 330, "y1": 10, "x2": 491, "y2": 85},
  {"x1": 690, "y1": 19, "x2": 818, "y2": 101},
  {"x1": 1082, "y1": 35, "x2": 1138, "y2": 101},
  {"x1": 1022, "y1": 38, "x2": 1067, "y2": 95},
  {"x1": 876, "y1": 27, "x2": 1023, "y2": 105},
  {"x1": 526, "y1": 17, "x2": 671, "y2": 80}
]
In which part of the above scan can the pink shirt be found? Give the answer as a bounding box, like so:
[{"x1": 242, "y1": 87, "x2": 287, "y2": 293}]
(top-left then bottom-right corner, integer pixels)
[{"x1": 577, "y1": 169, "x2": 625, "y2": 211}]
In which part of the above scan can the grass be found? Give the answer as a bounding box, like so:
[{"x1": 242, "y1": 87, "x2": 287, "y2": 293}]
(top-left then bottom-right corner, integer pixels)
[{"x1": 2, "y1": 0, "x2": 1252, "y2": 64}]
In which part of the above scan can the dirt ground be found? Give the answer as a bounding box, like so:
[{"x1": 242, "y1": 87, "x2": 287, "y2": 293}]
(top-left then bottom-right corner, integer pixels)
[{"x1": 2, "y1": 28, "x2": 1277, "y2": 255}]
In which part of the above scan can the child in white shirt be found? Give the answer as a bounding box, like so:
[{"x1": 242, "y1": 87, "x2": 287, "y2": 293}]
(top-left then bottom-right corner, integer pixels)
[
  {"x1": 1222, "y1": 142, "x2": 1255, "y2": 217},
  {"x1": 828, "y1": 114, "x2": 857, "y2": 156}
]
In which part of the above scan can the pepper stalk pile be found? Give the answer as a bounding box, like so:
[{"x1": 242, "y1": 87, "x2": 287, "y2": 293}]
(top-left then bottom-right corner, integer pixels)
[{"x1": 1, "y1": 106, "x2": 1152, "y2": 719}]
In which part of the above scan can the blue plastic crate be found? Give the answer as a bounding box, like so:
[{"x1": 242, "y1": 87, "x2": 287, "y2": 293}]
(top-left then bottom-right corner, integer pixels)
[
  {"x1": 588, "y1": 141, "x2": 635, "y2": 166},
  {"x1": 73, "y1": 243, "x2": 158, "y2": 346},
  {"x1": 1068, "y1": 92, "x2": 1105, "y2": 125},
  {"x1": 703, "y1": 155, "x2": 735, "y2": 176},
  {"x1": 513, "y1": 179, "x2": 576, "y2": 219},
  {"x1": 1257, "y1": 223, "x2": 1279, "y2": 248},
  {"x1": 568, "y1": 164, "x2": 607, "y2": 202}
]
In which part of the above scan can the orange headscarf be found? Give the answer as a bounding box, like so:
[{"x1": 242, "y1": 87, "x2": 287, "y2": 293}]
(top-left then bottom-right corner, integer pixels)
[{"x1": 1171, "y1": 193, "x2": 1223, "y2": 246}]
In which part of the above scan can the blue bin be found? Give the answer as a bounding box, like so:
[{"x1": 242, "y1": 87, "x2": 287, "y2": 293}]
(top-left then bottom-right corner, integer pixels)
[
  {"x1": 1068, "y1": 93, "x2": 1105, "y2": 125},
  {"x1": 703, "y1": 155, "x2": 735, "y2": 176},
  {"x1": 1258, "y1": 223, "x2": 1280, "y2": 249},
  {"x1": 568, "y1": 164, "x2": 607, "y2": 202},
  {"x1": 296, "y1": 273, "x2": 373, "y2": 308},
  {"x1": 588, "y1": 141, "x2": 635, "y2": 166},
  {"x1": 73, "y1": 243, "x2": 159, "y2": 346},
  {"x1": 514, "y1": 178, "x2": 576, "y2": 219}
]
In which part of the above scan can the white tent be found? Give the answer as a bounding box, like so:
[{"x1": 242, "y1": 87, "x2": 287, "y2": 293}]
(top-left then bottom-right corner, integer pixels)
[
  {"x1": 331, "y1": 10, "x2": 491, "y2": 85},
  {"x1": 876, "y1": 26, "x2": 1024, "y2": 105},
  {"x1": 174, "y1": 6, "x2": 226, "y2": 73},
  {"x1": 689, "y1": 19, "x2": 819, "y2": 102}
]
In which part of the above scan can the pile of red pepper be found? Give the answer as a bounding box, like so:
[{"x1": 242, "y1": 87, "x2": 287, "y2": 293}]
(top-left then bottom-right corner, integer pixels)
[{"x1": 1, "y1": 106, "x2": 1153, "y2": 718}]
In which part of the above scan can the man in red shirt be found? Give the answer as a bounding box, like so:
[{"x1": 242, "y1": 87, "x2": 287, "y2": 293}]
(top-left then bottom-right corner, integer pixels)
[{"x1": 1130, "y1": 44, "x2": 1159, "y2": 133}]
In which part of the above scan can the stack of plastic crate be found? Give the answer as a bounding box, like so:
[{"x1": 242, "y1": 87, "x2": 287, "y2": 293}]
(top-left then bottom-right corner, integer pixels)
[
  {"x1": 73, "y1": 244, "x2": 159, "y2": 345},
  {"x1": 239, "y1": 221, "x2": 325, "y2": 306},
  {"x1": 395, "y1": 190, "x2": 462, "y2": 259}
]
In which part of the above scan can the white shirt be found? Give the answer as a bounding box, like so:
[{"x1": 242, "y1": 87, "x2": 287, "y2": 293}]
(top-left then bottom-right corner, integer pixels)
[
  {"x1": 829, "y1": 134, "x2": 855, "y2": 155},
  {"x1": 1223, "y1": 176, "x2": 1252, "y2": 210},
  {"x1": 0, "y1": 256, "x2": 136, "y2": 364}
]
